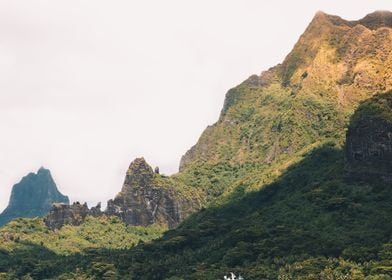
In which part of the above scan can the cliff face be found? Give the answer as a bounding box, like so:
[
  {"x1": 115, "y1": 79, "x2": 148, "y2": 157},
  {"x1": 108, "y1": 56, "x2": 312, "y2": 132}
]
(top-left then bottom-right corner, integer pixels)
[
  {"x1": 0, "y1": 168, "x2": 69, "y2": 227},
  {"x1": 106, "y1": 158, "x2": 196, "y2": 229},
  {"x1": 44, "y1": 158, "x2": 199, "y2": 230},
  {"x1": 345, "y1": 91, "x2": 392, "y2": 183},
  {"x1": 44, "y1": 202, "x2": 102, "y2": 230}
]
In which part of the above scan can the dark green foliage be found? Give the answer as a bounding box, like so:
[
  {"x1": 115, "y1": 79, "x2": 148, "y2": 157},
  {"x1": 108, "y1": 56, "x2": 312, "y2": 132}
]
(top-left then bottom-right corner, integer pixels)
[
  {"x1": 1, "y1": 143, "x2": 392, "y2": 279},
  {"x1": 2, "y1": 12, "x2": 392, "y2": 280},
  {"x1": 350, "y1": 91, "x2": 392, "y2": 124},
  {"x1": 0, "y1": 216, "x2": 164, "y2": 255}
]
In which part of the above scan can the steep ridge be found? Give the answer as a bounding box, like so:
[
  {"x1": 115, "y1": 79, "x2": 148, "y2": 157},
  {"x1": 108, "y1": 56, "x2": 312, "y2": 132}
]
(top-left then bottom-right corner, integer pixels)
[
  {"x1": 179, "y1": 11, "x2": 392, "y2": 199},
  {"x1": 0, "y1": 168, "x2": 69, "y2": 227},
  {"x1": 358, "y1": 10, "x2": 392, "y2": 29},
  {"x1": 2, "y1": 91, "x2": 391, "y2": 279},
  {"x1": 44, "y1": 158, "x2": 201, "y2": 229},
  {"x1": 63, "y1": 93, "x2": 392, "y2": 279},
  {"x1": 129, "y1": 91, "x2": 391, "y2": 279},
  {"x1": 41, "y1": 10, "x2": 392, "y2": 226},
  {"x1": 0, "y1": 11, "x2": 392, "y2": 279}
]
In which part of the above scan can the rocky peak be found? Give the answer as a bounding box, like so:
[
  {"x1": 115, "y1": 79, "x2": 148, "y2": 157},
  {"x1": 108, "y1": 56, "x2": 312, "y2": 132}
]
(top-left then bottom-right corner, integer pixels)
[
  {"x1": 42, "y1": 157, "x2": 198, "y2": 230},
  {"x1": 310, "y1": 11, "x2": 349, "y2": 27},
  {"x1": 358, "y1": 11, "x2": 392, "y2": 30},
  {"x1": 37, "y1": 166, "x2": 49, "y2": 175},
  {"x1": 44, "y1": 202, "x2": 102, "y2": 230},
  {"x1": 278, "y1": 11, "x2": 340, "y2": 86},
  {"x1": 280, "y1": 10, "x2": 392, "y2": 88},
  {"x1": 309, "y1": 10, "x2": 392, "y2": 30},
  {"x1": 106, "y1": 157, "x2": 196, "y2": 228},
  {"x1": 0, "y1": 168, "x2": 69, "y2": 227},
  {"x1": 123, "y1": 157, "x2": 154, "y2": 190}
]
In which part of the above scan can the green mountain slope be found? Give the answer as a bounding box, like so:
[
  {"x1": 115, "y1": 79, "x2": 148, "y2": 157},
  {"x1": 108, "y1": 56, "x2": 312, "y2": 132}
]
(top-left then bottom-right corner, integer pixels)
[
  {"x1": 177, "y1": 10, "x2": 392, "y2": 203},
  {"x1": 0, "y1": 216, "x2": 163, "y2": 255},
  {"x1": 1, "y1": 92, "x2": 390, "y2": 279},
  {"x1": 0, "y1": 216, "x2": 164, "y2": 279},
  {"x1": 1, "y1": 11, "x2": 392, "y2": 280}
]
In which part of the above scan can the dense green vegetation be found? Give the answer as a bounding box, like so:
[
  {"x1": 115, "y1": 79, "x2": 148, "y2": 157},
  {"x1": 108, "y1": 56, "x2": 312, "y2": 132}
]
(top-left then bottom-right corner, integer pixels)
[
  {"x1": 1, "y1": 143, "x2": 392, "y2": 279},
  {"x1": 0, "y1": 216, "x2": 164, "y2": 279},
  {"x1": 2, "y1": 91, "x2": 391, "y2": 279},
  {"x1": 1, "y1": 11, "x2": 392, "y2": 280},
  {"x1": 350, "y1": 91, "x2": 392, "y2": 124},
  {"x1": 0, "y1": 216, "x2": 164, "y2": 255},
  {"x1": 177, "y1": 78, "x2": 349, "y2": 208}
]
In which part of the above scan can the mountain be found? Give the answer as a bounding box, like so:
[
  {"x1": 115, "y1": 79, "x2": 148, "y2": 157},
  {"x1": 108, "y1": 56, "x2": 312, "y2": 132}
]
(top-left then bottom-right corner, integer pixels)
[
  {"x1": 106, "y1": 157, "x2": 199, "y2": 228},
  {"x1": 0, "y1": 167, "x2": 69, "y2": 226},
  {"x1": 178, "y1": 10, "x2": 392, "y2": 202},
  {"x1": 44, "y1": 10, "x2": 392, "y2": 228},
  {"x1": 115, "y1": 91, "x2": 392, "y2": 279},
  {"x1": 2, "y1": 92, "x2": 391, "y2": 279},
  {"x1": 43, "y1": 158, "x2": 201, "y2": 230},
  {"x1": 0, "y1": 11, "x2": 392, "y2": 279}
]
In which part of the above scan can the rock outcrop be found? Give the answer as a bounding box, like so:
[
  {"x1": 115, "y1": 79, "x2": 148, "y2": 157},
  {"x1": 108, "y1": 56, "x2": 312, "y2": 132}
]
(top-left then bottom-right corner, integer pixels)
[
  {"x1": 358, "y1": 10, "x2": 392, "y2": 30},
  {"x1": 44, "y1": 158, "x2": 198, "y2": 230},
  {"x1": 44, "y1": 202, "x2": 102, "y2": 230},
  {"x1": 0, "y1": 167, "x2": 69, "y2": 227},
  {"x1": 106, "y1": 157, "x2": 195, "y2": 228},
  {"x1": 345, "y1": 91, "x2": 392, "y2": 183}
]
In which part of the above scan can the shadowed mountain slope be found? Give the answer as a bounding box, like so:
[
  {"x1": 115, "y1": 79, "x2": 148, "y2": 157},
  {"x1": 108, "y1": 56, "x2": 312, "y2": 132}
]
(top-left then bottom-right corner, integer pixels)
[
  {"x1": 1, "y1": 11, "x2": 392, "y2": 280},
  {"x1": 0, "y1": 168, "x2": 69, "y2": 227},
  {"x1": 2, "y1": 91, "x2": 392, "y2": 278}
]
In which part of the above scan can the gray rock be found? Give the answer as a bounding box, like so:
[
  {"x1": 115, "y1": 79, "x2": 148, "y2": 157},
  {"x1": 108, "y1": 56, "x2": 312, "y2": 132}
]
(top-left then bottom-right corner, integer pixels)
[
  {"x1": 106, "y1": 157, "x2": 195, "y2": 228},
  {"x1": 44, "y1": 201, "x2": 102, "y2": 230}
]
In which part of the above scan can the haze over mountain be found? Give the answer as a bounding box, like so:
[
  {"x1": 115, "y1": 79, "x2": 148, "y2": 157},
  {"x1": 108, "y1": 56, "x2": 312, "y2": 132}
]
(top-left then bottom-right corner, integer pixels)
[
  {"x1": 0, "y1": 168, "x2": 69, "y2": 226},
  {"x1": 1, "y1": 0, "x2": 391, "y2": 213}
]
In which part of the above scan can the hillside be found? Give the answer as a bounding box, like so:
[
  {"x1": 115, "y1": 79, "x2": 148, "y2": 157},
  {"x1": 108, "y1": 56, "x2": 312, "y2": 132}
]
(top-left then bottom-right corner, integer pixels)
[
  {"x1": 0, "y1": 216, "x2": 163, "y2": 255},
  {"x1": 177, "y1": 10, "x2": 392, "y2": 202},
  {"x1": 1, "y1": 91, "x2": 389, "y2": 279},
  {"x1": 0, "y1": 11, "x2": 392, "y2": 280},
  {"x1": 0, "y1": 168, "x2": 69, "y2": 227}
]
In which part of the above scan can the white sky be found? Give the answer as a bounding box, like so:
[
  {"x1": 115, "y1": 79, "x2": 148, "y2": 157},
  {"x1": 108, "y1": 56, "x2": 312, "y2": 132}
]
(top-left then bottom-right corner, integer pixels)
[{"x1": 0, "y1": 1, "x2": 391, "y2": 212}]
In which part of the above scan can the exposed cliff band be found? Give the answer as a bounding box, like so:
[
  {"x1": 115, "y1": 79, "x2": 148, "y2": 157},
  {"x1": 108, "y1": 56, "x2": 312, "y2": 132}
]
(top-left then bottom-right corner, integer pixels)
[{"x1": 45, "y1": 158, "x2": 198, "y2": 229}]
